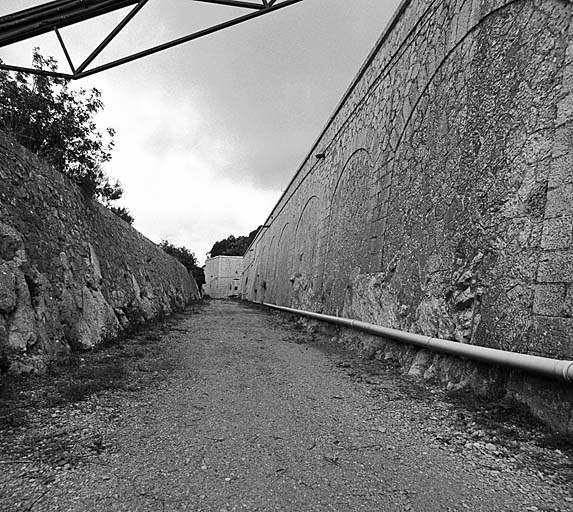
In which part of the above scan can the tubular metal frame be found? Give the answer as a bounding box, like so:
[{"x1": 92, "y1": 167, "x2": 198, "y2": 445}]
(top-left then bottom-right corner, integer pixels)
[{"x1": 0, "y1": 0, "x2": 303, "y2": 80}]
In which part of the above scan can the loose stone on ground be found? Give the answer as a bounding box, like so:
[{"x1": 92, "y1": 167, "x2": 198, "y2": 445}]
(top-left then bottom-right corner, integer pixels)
[{"x1": 0, "y1": 300, "x2": 571, "y2": 511}]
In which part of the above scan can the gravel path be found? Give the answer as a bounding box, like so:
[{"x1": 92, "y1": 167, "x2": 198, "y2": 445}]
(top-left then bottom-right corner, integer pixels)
[{"x1": 1, "y1": 299, "x2": 572, "y2": 511}]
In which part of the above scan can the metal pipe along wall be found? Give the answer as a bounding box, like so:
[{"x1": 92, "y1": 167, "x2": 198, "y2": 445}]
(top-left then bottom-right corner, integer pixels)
[{"x1": 263, "y1": 303, "x2": 573, "y2": 383}]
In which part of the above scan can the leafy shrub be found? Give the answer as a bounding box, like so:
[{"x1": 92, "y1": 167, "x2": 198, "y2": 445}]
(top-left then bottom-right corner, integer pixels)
[
  {"x1": 159, "y1": 240, "x2": 205, "y2": 289},
  {"x1": 0, "y1": 49, "x2": 121, "y2": 204},
  {"x1": 109, "y1": 205, "x2": 134, "y2": 224},
  {"x1": 209, "y1": 226, "x2": 261, "y2": 257}
]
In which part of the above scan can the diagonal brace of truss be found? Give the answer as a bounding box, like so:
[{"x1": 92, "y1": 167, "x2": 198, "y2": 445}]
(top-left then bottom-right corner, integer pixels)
[{"x1": 0, "y1": 0, "x2": 303, "y2": 80}]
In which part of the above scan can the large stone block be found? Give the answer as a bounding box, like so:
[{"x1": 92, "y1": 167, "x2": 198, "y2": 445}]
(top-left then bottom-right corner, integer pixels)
[
  {"x1": 533, "y1": 284, "x2": 566, "y2": 316},
  {"x1": 548, "y1": 152, "x2": 573, "y2": 189},
  {"x1": 537, "y1": 251, "x2": 573, "y2": 283},
  {"x1": 0, "y1": 264, "x2": 16, "y2": 313},
  {"x1": 530, "y1": 316, "x2": 573, "y2": 358},
  {"x1": 541, "y1": 216, "x2": 572, "y2": 250},
  {"x1": 544, "y1": 183, "x2": 573, "y2": 219}
]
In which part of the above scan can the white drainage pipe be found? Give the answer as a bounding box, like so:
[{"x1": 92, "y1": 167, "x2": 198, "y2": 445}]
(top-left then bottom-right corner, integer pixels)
[{"x1": 263, "y1": 303, "x2": 573, "y2": 383}]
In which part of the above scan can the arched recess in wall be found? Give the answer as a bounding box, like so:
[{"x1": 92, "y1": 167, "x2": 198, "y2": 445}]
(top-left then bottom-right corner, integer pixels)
[
  {"x1": 273, "y1": 222, "x2": 292, "y2": 306},
  {"x1": 378, "y1": 0, "x2": 569, "y2": 351},
  {"x1": 391, "y1": 0, "x2": 525, "y2": 157},
  {"x1": 246, "y1": 241, "x2": 260, "y2": 301},
  {"x1": 323, "y1": 148, "x2": 374, "y2": 312},
  {"x1": 255, "y1": 244, "x2": 266, "y2": 301},
  {"x1": 242, "y1": 247, "x2": 254, "y2": 299},
  {"x1": 292, "y1": 195, "x2": 321, "y2": 280},
  {"x1": 265, "y1": 234, "x2": 278, "y2": 303}
]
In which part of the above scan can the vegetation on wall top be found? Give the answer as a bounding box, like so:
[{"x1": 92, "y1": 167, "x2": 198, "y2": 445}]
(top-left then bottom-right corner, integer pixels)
[
  {"x1": 159, "y1": 240, "x2": 205, "y2": 290},
  {"x1": 209, "y1": 226, "x2": 261, "y2": 258},
  {"x1": 0, "y1": 48, "x2": 131, "y2": 223}
]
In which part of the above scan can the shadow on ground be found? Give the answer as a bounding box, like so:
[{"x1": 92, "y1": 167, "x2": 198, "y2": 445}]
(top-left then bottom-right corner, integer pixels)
[
  {"x1": 0, "y1": 301, "x2": 205, "y2": 467},
  {"x1": 264, "y1": 304, "x2": 573, "y2": 482}
]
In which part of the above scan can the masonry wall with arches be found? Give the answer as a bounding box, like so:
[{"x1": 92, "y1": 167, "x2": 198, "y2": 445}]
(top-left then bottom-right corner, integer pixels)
[{"x1": 242, "y1": 0, "x2": 573, "y2": 430}]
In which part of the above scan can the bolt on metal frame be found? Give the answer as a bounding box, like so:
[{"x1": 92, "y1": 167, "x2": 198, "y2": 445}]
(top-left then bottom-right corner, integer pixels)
[{"x1": 0, "y1": 0, "x2": 303, "y2": 80}]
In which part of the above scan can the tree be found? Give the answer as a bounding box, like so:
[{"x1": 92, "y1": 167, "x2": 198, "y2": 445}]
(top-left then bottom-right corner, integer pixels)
[
  {"x1": 209, "y1": 226, "x2": 261, "y2": 257},
  {"x1": 159, "y1": 240, "x2": 205, "y2": 290},
  {"x1": 108, "y1": 205, "x2": 134, "y2": 225},
  {"x1": 0, "y1": 49, "x2": 121, "y2": 204}
]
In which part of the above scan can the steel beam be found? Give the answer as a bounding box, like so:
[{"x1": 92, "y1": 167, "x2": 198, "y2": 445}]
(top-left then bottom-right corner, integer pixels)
[
  {"x1": 191, "y1": 0, "x2": 265, "y2": 9},
  {"x1": 75, "y1": 0, "x2": 150, "y2": 73},
  {"x1": 54, "y1": 27, "x2": 75, "y2": 73},
  {"x1": 0, "y1": 0, "x2": 140, "y2": 48},
  {"x1": 75, "y1": 0, "x2": 303, "y2": 79},
  {"x1": 0, "y1": 0, "x2": 304, "y2": 79}
]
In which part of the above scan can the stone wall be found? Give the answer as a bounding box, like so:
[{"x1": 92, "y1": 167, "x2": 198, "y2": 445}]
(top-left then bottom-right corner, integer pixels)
[
  {"x1": 204, "y1": 256, "x2": 243, "y2": 298},
  {"x1": 242, "y1": 0, "x2": 573, "y2": 431},
  {"x1": 0, "y1": 131, "x2": 199, "y2": 373}
]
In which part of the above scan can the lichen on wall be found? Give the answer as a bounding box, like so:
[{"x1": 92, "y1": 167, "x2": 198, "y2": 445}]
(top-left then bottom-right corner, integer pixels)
[{"x1": 0, "y1": 131, "x2": 199, "y2": 373}]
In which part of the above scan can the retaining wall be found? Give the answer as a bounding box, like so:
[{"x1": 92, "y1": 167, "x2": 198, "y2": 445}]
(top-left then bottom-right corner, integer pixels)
[
  {"x1": 242, "y1": 0, "x2": 573, "y2": 432},
  {"x1": 204, "y1": 255, "x2": 243, "y2": 298},
  {"x1": 0, "y1": 131, "x2": 199, "y2": 373}
]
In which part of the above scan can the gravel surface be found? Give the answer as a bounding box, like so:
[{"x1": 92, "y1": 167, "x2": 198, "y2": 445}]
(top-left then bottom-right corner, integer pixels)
[{"x1": 0, "y1": 299, "x2": 572, "y2": 511}]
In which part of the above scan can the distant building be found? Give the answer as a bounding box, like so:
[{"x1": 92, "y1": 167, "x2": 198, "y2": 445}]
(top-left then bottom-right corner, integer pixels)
[{"x1": 204, "y1": 255, "x2": 243, "y2": 298}]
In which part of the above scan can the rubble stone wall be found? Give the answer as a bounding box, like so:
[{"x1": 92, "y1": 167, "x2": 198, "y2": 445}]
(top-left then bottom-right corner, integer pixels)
[
  {"x1": 0, "y1": 131, "x2": 199, "y2": 373},
  {"x1": 243, "y1": 0, "x2": 573, "y2": 432}
]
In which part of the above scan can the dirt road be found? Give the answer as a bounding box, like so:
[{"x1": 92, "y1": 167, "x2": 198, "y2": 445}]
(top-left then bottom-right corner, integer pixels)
[{"x1": 1, "y1": 300, "x2": 572, "y2": 511}]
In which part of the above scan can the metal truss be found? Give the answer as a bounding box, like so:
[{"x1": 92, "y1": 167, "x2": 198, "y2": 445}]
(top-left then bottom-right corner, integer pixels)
[{"x1": 0, "y1": 0, "x2": 303, "y2": 80}]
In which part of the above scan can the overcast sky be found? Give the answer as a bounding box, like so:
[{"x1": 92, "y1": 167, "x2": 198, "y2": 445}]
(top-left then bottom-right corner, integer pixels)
[{"x1": 1, "y1": 0, "x2": 401, "y2": 264}]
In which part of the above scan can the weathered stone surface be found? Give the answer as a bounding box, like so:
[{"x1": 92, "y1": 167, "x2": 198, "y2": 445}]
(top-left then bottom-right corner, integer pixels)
[
  {"x1": 342, "y1": 272, "x2": 400, "y2": 329},
  {"x1": 243, "y1": 0, "x2": 573, "y2": 432},
  {"x1": 0, "y1": 222, "x2": 25, "y2": 263},
  {"x1": 0, "y1": 130, "x2": 200, "y2": 371},
  {"x1": 533, "y1": 284, "x2": 566, "y2": 317},
  {"x1": 67, "y1": 287, "x2": 120, "y2": 350},
  {"x1": 508, "y1": 374, "x2": 573, "y2": 434},
  {"x1": 7, "y1": 269, "x2": 38, "y2": 351},
  {"x1": 545, "y1": 184, "x2": 573, "y2": 219},
  {"x1": 0, "y1": 316, "x2": 8, "y2": 350},
  {"x1": 407, "y1": 349, "x2": 434, "y2": 378},
  {"x1": 541, "y1": 216, "x2": 572, "y2": 250},
  {"x1": 537, "y1": 251, "x2": 573, "y2": 283},
  {"x1": 530, "y1": 316, "x2": 573, "y2": 358},
  {"x1": 0, "y1": 264, "x2": 16, "y2": 313}
]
